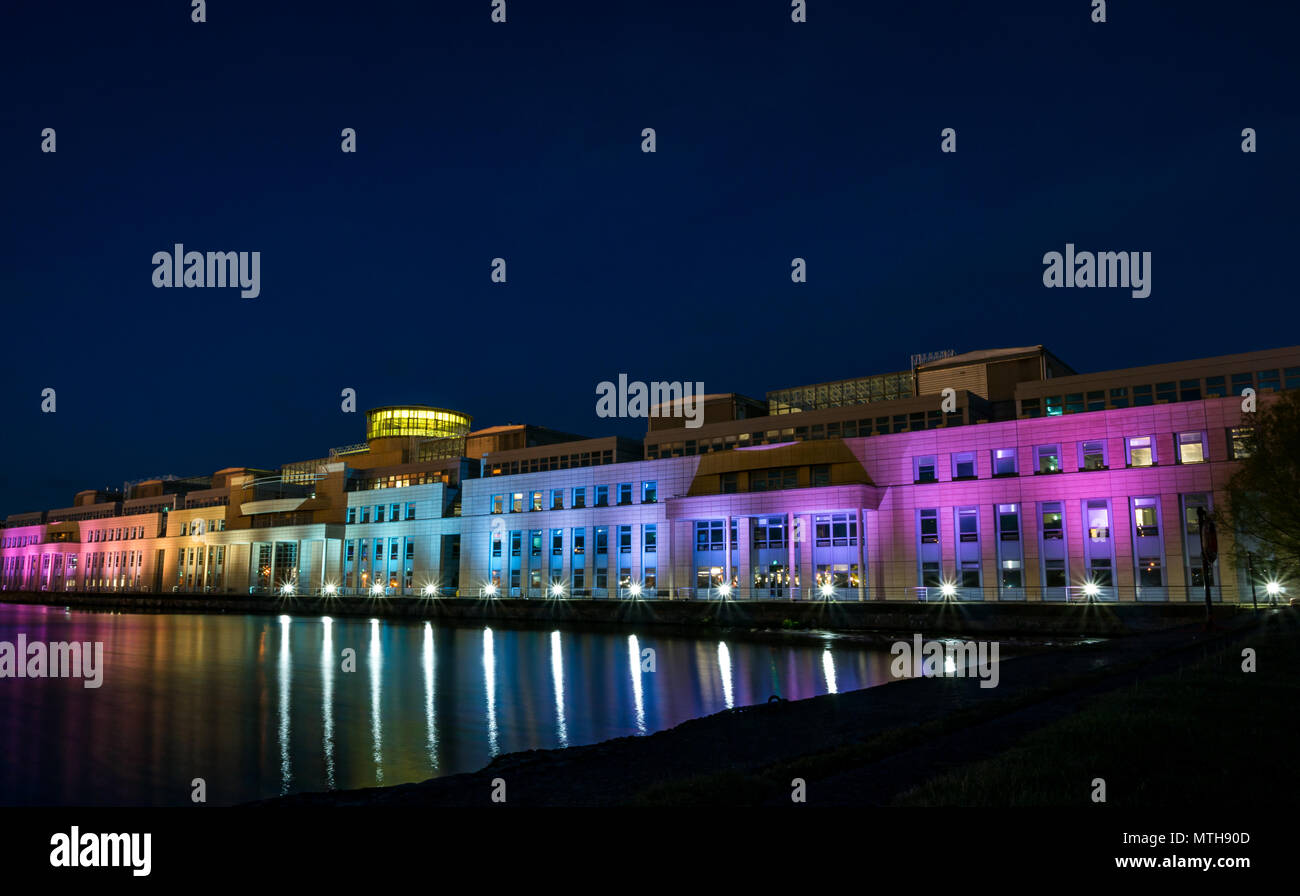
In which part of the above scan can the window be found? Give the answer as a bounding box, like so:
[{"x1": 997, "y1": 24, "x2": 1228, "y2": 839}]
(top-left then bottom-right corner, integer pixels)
[
  {"x1": 1042, "y1": 508, "x2": 1064, "y2": 540},
  {"x1": 642, "y1": 481, "x2": 657, "y2": 503},
  {"x1": 1228, "y1": 426, "x2": 1254, "y2": 459},
  {"x1": 992, "y1": 448, "x2": 1017, "y2": 476},
  {"x1": 510, "y1": 532, "x2": 521, "y2": 557},
  {"x1": 720, "y1": 472, "x2": 738, "y2": 493},
  {"x1": 751, "y1": 468, "x2": 798, "y2": 491},
  {"x1": 1133, "y1": 497, "x2": 1160, "y2": 537},
  {"x1": 695, "y1": 521, "x2": 725, "y2": 552},
  {"x1": 1132, "y1": 384, "x2": 1153, "y2": 406},
  {"x1": 752, "y1": 518, "x2": 786, "y2": 549},
  {"x1": 595, "y1": 486, "x2": 609, "y2": 507},
  {"x1": 615, "y1": 484, "x2": 632, "y2": 505},
  {"x1": 1080, "y1": 439, "x2": 1107, "y2": 471},
  {"x1": 919, "y1": 509, "x2": 939, "y2": 544},
  {"x1": 530, "y1": 531, "x2": 543, "y2": 558},
  {"x1": 551, "y1": 529, "x2": 563, "y2": 556},
  {"x1": 512, "y1": 493, "x2": 524, "y2": 513},
  {"x1": 810, "y1": 465, "x2": 831, "y2": 487},
  {"x1": 490, "y1": 495, "x2": 503, "y2": 513},
  {"x1": 998, "y1": 505, "x2": 1020, "y2": 541},
  {"x1": 531, "y1": 491, "x2": 543, "y2": 511},
  {"x1": 1126, "y1": 436, "x2": 1154, "y2": 467},
  {"x1": 618, "y1": 525, "x2": 632, "y2": 554},
  {"x1": 1086, "y1": 500, "x2": 1111, "y2": 540},
  {"x1": 644, "y1": 524, "x2": 657, "y2": 553},
  {"x1": 1176, "y1": 431, "x2": 1206, "y2": 464},
  {"x1": 390, "y1": 503, "x2": 400, "y2": 522},
  {"x1": 550, "y1": 489, "x2": 563, "y2": 510},
  {"x1": 390, "y1": 541, "x2": 399, "y2": 561},
  {"x1": 957, "y1": 507, "x2": 978, "y2": 542},
  {"x1": 406, "y1": 502, "x2": 416, "y2": 520},
  {"x1": 375, "y1": 505, "x2": 385, "y2": 523},
  {"x1": 1035, "y1": 445, "x2": 1061, "y2": 474},
  {"x1": 915, "y1": 456, "x2": 938, "y2": 483},
  {"x1": 595, "y1": 527, "x2": 608, "y2": 555},
  {"x1": 952, "y1": 452, "x2": 976, "y2": 479},
  {"x1": 572, "y1": 488, "x2": 586, "y2": 509}
]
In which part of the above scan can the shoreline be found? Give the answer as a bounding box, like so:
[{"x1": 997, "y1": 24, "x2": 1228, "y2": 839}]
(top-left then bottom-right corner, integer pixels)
[{"x1": 0, "y1": 590, "x2": 1245, "y2": 639}]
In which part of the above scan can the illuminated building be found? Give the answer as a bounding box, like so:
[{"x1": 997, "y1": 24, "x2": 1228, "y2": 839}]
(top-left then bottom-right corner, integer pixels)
[{"x1": 2, "y1": 346, "x2": 1298, "y2": 603}]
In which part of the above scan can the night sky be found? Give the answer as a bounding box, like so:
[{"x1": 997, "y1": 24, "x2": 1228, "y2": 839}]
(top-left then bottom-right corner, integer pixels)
[{"x1": 1, "y1": 0, "x2": 1296, "y2": 516}]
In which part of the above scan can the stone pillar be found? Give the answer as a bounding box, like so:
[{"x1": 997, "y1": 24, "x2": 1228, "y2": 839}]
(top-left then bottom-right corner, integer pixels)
[{"x1": 736, "y1": 517, "x2": 751, "y2": 599}]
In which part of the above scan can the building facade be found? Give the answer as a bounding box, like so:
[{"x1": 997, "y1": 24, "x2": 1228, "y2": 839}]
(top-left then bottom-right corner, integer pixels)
[{"x1": 3, "y1": 346, "x2": 1297, "y2": 603}]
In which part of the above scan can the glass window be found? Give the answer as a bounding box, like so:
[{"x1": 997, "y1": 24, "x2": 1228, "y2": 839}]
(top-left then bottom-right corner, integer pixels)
[
  {"x1": 595, "y1": 486, "x2": 609, "y2": 507},
  {"x1": 952, "y1": 451, "x2": 976, "y2": 479},
  {"x1": 1042, "y1": 508, "x2": 1064, "y2": 540},
  {"x1": 919, "y1": 509, "x2": 939, "y2": 544},
  {"x1": 551, "y1": 489, "x2": 563, "y2": 510},
  {"x1": 993, "y1": 448, "x2": 1017, "y2": 476},
  {"x1": 511, "y1": 493, "x2": 524, "y2": 513},
  {"x1": 375, "y1": 505, "x2": 385, "y2": 523},
  {"x1": 644, "y1": 524, "x2": 657, "y2": 553},
  {"x1": 1177, "y1": 431, "x2": 1206, "y2": 464},
  {"x1": 1133, "y1": 497, "x2": 1159, "y2": 537},
  {"x1": 957, "y1": 508, "x2": 978, "y2": 542},
  {"x1": 1228, "y1": 426, "x2": 1254, "y2": 459},
  {"x1": 1035, "y1": 444, "x2": 1061, "y2": 474},
  {"x1": 642, "y1": 481, "x2": 657, "y2": 503},
  {"x1": 1127, "y1": 436, "x2": 1154, "y2": 467},
  {"x1": 1080, "y1": 439, "x2": 1107, "y2": 471},
  {"x1": 915, "y1": 456, "x2": 937, "y2": 483},
  {"x1": 617, "y1": 484, "x2": 633, "y2": 505},
  {"x1": 572, "y1": 488, "x2": 586, "y2": 508}
]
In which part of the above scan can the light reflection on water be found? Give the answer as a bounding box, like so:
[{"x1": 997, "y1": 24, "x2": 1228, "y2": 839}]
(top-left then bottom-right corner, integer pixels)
[{"x1": 0, "y1": 602, "x2": 907, "y2": 806}]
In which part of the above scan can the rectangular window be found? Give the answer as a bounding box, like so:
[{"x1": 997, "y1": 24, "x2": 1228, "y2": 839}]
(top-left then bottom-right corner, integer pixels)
[
  {"x1": 572, "y1": 528, "x2": 585, "y2": 555},
  {"x1": 992, "y1": 448, "x2": 1018, "y2": 476},
  {"x1": 952, "y1": 451, "x2": 976, "y2": 479},
  {"x1": 919, "y1": 509, "x2": 939, "y2": 544},
  {"x1": 617, "y1": 484, "x2": 633, "y2": 505},
  {"x1": 915, "y1": 456, "x2": 937, "y2": 483},
  {"x1": 510, "y1": 532, "x2": 521, "y2": 557},
  {"x1": 406, "y1": 502, "x2": 416, "y2": 520},
  {"x1": 957, "y1": 507, "x2": 978, "y2": 542},
  {"x1": 642, "y1": 481, "x2": 657, "y2": 503},
  {"x1": 1042, "y1": 507, "x2": 1064, "y2": 540},
  {"x1": 512, "y1": 493, "x2": 524, "y2": 513},
  {"x1": 390, "y1": 503, "x2": 400, "y2": 522},
  {"x1": 572, "y1": 488, "x2": 586, "y2": 509},
  {"x1": 595, "y1": 486, "x2": 609, "y2": 507},
  {"x1": 595, "y1": 527, "x2": 608, "y2": 555},
  {"x1": 551, "y1": 529, "x2": 563, "y2": 556},
  {"x1": 531, "y1": 491, "x2": 544, "y2": 512},
  {"x1": 720, "y1": 472, "x2": 738, "y2": 493},
  {"x1": 1080, "y1": 439, "x2": 1107, "y2": 471},
  {"x1": 550, "y1": 489, "x2": 563, "y2": 510},
  {"x1": 1133, "y1": 497, "x2": 1160, "y2": 537},
  {"x1": 1035, "y1": 444, "x2": 1061, "y2": 474},
  {"x1": 1228, "y1": 426, "x2": 1254, "y2": 459},
  {"x1": 1127, "y1": 436, "x2": 1155, "y2": 467},
  {"x1": 1177, "y1": 431, "x2": 1206, "y2": 464},
  {"x1": 347, "y1": 507, "x2": 356, "y2": 524},
  {"x1": 618, "y1": 525, "x2": 632, "y2": 554},
  {"x1": 644, "y1": 524, "x2": 657, "y2": 553},
  {"x1": 998, "y1": 505, "x2": 1020, "y2": 541},
  {"x1": 375, "y1": 505, "x2": 385, "y2": 523}
]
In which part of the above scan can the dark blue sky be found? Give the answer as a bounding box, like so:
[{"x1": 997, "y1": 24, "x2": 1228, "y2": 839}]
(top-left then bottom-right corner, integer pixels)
[{"x1": 1, "y1": 0, "x2": 1296, "y2": 515}]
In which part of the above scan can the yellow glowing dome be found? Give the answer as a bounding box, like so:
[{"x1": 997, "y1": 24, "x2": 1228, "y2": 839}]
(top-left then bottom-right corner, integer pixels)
[{"x1": 365, "y1": 406, "x2": 472, "y2": 442}]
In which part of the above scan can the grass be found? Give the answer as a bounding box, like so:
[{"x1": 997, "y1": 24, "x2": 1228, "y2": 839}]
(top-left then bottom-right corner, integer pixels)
[{"x1": 895, "y1": 615, "x2": 1300, "y2": 806}]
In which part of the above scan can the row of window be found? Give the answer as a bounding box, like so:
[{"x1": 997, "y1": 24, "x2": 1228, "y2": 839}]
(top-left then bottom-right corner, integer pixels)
[
  {"x1": 914, "y1": 429, "x2": 1250, "y2": 484},
  {"x1": 490, "y1": 482, "x2": 658, "y2": 513},
  {"x1": 346, "y1": 502, "x2": 418, "y2": 524},
  {"x1": 1021, "y1": 369, "x2": 1300, "y2": 418},
  {"x1": 647, "y1": 411, "x2": 965, "y2": 458},
  {"x1": 915, "y1": 494, "x2": 1212, "y2": 591},
  {"x1": 485, "y1": 450, "x2": 617, "y2": 477}
]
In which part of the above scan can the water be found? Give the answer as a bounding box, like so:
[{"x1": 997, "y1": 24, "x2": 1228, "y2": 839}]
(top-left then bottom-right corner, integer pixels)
[{"x1": 0, "y1": 602, "x2": 902, "y2": 806}]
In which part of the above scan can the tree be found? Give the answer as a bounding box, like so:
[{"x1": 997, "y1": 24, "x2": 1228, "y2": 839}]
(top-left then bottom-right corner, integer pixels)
[{"x1": 1223, "y1": 388, "x2": 1300, "y2": 576}]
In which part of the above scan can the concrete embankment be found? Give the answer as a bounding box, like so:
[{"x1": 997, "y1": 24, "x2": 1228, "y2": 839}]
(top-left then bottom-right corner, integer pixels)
[{"x1": 0, "y1": 589, "x2": 1245, "y2": 637}]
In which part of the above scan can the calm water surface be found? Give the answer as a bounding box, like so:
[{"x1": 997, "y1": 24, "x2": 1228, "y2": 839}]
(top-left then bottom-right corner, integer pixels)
[{"x1": 0, "y1": 602, "x2": 903, "y2": 806}]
